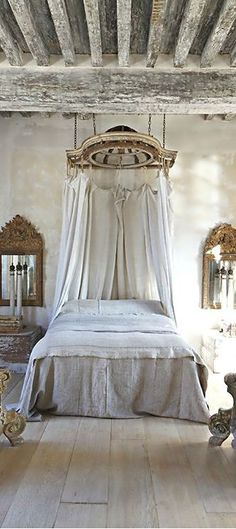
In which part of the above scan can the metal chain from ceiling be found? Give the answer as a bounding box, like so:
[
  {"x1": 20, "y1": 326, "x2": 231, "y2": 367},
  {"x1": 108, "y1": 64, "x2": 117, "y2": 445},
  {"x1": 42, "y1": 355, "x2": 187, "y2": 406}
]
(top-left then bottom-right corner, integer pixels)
[{"x1": 74, "y1": 112, "x2": 78, "y2": 149}]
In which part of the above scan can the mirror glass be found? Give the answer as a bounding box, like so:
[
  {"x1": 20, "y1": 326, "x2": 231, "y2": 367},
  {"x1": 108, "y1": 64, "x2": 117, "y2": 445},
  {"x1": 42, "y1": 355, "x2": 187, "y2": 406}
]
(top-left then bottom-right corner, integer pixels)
[
  {"x1": 207, "y1": 257, "x2": 236, "y2": 309},
  {"x1": 1, "y1": 255, "x2": 37, "y2": 301}
]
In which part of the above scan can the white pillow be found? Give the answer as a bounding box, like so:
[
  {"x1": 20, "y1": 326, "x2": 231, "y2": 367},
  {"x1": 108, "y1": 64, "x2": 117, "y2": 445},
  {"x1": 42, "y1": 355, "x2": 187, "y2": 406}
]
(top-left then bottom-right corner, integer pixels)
[
  {"x1": 99, "y1": 299, "x2": 165, "y2": 315},
  {"x1": 61, "y1": 299, "x2": 99, "y2": 314}
]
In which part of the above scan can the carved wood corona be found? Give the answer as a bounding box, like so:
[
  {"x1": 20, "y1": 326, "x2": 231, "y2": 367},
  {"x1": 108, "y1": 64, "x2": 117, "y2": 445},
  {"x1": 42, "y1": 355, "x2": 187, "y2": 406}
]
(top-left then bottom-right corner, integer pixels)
[
  {"x1": 0, "y1": 369, "x2": 26, "y2": 446},
  {"x1": 67, "y1": 129, "x2": 177, "y2": 172}
]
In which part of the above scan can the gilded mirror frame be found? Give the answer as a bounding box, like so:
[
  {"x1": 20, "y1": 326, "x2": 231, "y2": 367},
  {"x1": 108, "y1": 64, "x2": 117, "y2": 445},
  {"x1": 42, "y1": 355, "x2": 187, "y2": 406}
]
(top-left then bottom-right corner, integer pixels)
[
  {"x1": 202, "y1": 223, "x2": 236, "y2": 309},
  {"x1": 0, "y1": 215, "x2": 43, "y2": 307}
]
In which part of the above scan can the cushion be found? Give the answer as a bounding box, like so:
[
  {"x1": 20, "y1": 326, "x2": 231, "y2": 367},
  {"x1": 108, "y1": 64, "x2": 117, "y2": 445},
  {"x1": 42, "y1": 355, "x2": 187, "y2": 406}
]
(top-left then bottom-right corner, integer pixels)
[
  {"x1": 99, "y1": 299, "x2": 165, "y2": 315},
  {"x1": 61, "y1": 299, "x2": 99, "y2": 314}
]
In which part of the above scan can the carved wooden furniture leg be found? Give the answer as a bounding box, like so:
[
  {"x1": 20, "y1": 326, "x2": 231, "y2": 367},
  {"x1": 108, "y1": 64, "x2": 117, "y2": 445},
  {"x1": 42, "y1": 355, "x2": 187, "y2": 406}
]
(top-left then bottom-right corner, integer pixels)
[
  {"x1": 0, "y1": 369, "x2": 26, "y2": 446},
  {"x1": 209, "y1": 372, "x2": 236, "y2": 449}
]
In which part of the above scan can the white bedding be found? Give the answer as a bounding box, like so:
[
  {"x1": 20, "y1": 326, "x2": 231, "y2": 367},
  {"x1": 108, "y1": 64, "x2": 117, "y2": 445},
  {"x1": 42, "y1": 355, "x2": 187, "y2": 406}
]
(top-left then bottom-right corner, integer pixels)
[{"x1": 18, "y1": 305, "x2": 209, "y2": 423}]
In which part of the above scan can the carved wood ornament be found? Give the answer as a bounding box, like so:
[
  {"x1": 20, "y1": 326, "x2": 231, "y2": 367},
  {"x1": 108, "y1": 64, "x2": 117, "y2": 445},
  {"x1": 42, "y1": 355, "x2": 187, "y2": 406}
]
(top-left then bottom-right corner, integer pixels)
[
  {"x1": 0, "y1": 369, "x2": 26, "y2": 446},
  {"x1": 0, "y1": 215, "x2": 43, "y2": 252},
  {"x1": 204, "y1": 223, "x2": 236, "y2": 255}
]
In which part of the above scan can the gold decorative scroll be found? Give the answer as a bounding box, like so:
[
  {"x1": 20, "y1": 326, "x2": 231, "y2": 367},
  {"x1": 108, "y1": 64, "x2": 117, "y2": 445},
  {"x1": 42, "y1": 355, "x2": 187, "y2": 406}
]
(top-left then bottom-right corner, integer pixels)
[
  {"x1": 204, "y1": 223, "x2": 236, "y2": 255},
  {"x1": 0, "y1": 369, "x2": 26, "y2": 446},
  {"x1": 0, "y1": 215, "x2": 43, "y2": 252}
]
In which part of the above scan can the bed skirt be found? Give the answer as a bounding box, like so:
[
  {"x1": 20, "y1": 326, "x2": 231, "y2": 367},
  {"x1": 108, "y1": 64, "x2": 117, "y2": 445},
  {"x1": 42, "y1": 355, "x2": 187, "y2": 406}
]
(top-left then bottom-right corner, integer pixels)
[{"x1": 19, "y1": 355, "x2": 209, "y2": 423}]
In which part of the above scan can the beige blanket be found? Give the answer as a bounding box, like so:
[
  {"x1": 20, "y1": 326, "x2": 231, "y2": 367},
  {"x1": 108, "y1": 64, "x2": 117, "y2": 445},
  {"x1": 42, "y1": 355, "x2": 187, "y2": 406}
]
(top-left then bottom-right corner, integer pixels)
[{"x1": 18, "y1": 313, "x2": 209, "y2": 422}]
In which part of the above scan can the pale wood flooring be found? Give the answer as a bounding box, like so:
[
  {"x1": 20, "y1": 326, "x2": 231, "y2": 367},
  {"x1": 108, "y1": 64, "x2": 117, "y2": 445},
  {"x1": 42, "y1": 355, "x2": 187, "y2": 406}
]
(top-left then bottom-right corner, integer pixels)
[{"x1": 1, "y1": 372, "x2": 236, "y2": 528}]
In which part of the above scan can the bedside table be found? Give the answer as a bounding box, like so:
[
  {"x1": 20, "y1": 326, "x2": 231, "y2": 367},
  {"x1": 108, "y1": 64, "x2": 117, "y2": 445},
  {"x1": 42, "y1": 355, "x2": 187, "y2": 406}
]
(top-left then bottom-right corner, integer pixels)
[
  {"x1": 201, "y1": 329, "x2": 236, "y2": 373},
  {"x1": 0, "y1": 325, "x2": 43, "y2": 373}
]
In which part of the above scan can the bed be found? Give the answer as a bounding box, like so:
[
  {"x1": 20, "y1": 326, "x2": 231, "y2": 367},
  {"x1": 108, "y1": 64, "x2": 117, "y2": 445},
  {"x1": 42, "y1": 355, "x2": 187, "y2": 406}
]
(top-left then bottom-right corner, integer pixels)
[{"x1": 18, "y1": 299, "x2": 209, "y2": 423}]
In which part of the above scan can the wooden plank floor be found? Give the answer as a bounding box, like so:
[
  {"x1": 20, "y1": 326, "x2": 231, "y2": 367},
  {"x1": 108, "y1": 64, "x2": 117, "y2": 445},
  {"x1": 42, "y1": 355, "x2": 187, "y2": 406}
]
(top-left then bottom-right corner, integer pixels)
[{"x1": 1, "y1": 373, "x2": 236, "y2": 528}]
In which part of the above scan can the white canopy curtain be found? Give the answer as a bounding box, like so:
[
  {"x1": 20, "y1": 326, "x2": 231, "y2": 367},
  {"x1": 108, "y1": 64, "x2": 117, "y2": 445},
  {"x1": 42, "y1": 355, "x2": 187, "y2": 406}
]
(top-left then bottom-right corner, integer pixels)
[{"x1": 52, "y1": 169, "x2": 176, "y2": 322}]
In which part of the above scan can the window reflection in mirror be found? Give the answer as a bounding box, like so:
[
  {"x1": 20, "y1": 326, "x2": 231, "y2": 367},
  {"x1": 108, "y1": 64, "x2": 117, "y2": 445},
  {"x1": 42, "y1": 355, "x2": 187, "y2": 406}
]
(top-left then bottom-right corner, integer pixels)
[
  {"x1": 1, "y1": 255, "x2": 37, "y2": 301},
  {"x1": 208, "y1": 258, "x2": 236, "y2": 309}
]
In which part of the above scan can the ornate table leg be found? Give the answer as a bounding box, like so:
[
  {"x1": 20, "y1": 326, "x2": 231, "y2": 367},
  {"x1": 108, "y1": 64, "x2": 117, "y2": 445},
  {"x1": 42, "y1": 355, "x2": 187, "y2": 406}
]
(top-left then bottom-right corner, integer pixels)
[
  {"x1": 0, "y1": 369, "x2": 26, "y2": 446},
  {"x1": 209, "y1": 372, "x2": 236, "y2": 449}
]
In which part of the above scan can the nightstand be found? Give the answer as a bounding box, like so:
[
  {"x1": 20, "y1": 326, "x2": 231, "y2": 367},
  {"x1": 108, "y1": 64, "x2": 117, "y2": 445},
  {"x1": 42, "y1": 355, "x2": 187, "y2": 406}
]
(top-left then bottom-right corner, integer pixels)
[
  {"x1": 0, "y1": 325, "x2": 43, "y2": 372},
  {"x1": 201, "y1": 329, "x2": 236, "y2": 373}
]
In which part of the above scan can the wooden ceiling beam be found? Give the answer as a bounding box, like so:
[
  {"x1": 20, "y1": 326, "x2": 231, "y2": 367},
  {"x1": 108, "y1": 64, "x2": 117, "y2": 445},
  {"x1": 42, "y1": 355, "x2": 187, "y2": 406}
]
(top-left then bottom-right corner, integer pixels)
[
  {"x1": 0, "y1": 66, "x2": 235, "y2": 114},
  {"x1": 201, "y1": 0, "x2": 236, "y2": 68},
  {"x1": 83, "y1": 0, "x2": 103, "y2": 66},
  {"x1": 174, "y1": 0, "x2": 207, "y2": 67},
  {"x1": 146, "y1": 0, "x2": 167, "y2": 68},
  {"x1": 0, "y1": 111, "x2": 12, "y2": 117},
  {"x1": 223, "y1": 113, "x2": 235, "y2": 120},
  {"x1": 204, "y1": 114, "x2": 215, "y2": 120},
  {"x1": 0, "y1": 11, "x2": 23, "y2": 66},
  {"x1": 117, "y1": 0, "x2": 132, "y2": 67},
  {"x1": 47, "y1": 0, "x2": 75, "y2": 65},
  {"x1": 231, "y1": 43, "x2": 236, "y2": 66},
  {"x1": 8, "y1": 0, "x2": 49, "y2": 66}
]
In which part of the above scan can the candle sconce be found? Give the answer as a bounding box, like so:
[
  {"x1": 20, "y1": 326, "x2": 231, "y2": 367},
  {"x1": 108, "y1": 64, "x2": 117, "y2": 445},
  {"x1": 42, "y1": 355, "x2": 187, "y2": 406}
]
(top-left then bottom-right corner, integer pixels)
[
  {"x1": 0, "y1": 215, "x2": 43, "y2": 309},
  {"x1": 202, "y1": 224, "x2": 236, "y2": 310}
]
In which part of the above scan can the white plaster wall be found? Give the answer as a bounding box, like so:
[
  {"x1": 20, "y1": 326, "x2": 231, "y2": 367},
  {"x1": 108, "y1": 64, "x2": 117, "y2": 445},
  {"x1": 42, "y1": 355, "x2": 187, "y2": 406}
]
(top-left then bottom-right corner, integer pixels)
[{"x1": 0, "y1": 114, "x2": 236, "y2": 352}]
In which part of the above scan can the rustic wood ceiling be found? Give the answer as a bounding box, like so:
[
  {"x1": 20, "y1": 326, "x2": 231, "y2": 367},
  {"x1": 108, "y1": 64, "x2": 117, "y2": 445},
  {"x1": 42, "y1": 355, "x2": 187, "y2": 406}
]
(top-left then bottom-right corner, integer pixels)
[{"x1": 0, "y1": 0, "x2": 235, "y2": 114}]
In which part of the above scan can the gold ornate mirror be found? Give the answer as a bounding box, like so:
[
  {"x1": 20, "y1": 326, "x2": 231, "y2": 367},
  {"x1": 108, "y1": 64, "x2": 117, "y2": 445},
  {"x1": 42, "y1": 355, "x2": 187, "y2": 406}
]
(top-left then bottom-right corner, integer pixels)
[
  {"x1": 0, "y1": 215, "x2": 43, "y2": 307},
  {"x1": 202, "y1": 224, "x2": 236, "y2": 309}
]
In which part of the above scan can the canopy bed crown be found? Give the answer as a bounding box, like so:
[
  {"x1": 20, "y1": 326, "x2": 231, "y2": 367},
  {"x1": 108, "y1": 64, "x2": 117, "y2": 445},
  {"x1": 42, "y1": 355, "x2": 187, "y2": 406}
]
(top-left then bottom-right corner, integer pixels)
[{"x1": 66, "y1": 114, "x2": 177, "y2": 175}]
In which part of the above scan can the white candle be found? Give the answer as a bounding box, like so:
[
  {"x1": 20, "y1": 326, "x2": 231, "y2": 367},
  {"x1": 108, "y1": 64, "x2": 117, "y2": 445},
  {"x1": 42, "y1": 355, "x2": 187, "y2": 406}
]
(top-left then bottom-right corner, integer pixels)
[
  {"x1": 16, "y1": 261, "x2": 23, "y2": 318},
  {"x1": 22, "y1": 262, "x2": 28, "y2": 300},
  {"x1": 227, "y1": 268, "x2": 234, "y2": 310},
  {"x1": 9, "y1": 263, "x2": 15, "y2": 315},
  {"x1": 220, "y1": 265, "x2": 227, "y2": 310}
]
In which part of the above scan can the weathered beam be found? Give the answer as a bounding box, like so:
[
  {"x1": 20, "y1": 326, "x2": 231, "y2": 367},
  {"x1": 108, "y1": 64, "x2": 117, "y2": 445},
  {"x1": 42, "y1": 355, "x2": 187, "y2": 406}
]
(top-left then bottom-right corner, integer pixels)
[
  {"x1": 83, "y1": 0, "x2": 103, "y2": 66},
  {"x1": 47, "y1": 0, "x2": 75, "y2": 65},
  {"x1": 8, "y1": 0, "x2": 49, "y2": 66},
  {"x1": 65, "y1": 0, "x2": 90, "y2": 54},
  {"x1": 174, "y1": 0, "x2": 207, "y2": 67},
  {"x1": 0, "y1": 11, "x2": 23, "y2": 66},
  {"x1": 201, "y1": 0, "x2": 236, "y2": 67},
  {"x1": 20, "y1": 111, "x2": 32, "y2": 117},
  {"x1": 223, "y1": 113, "x2": 235, "y2": 120},
  {"x1": 146, "y1": 0, "x2": 167, "y2": 68},
  {"x1": 204, "y1": 114, "x2": 215, "y2": 120},
  {"x1": 117, "y1": 0, "x2": 132, "y2": 66},
  {"x1": 231, "y1": 43, "x2": 236, "y2": 66},
  {"x1": 0, "y1": 66, "x2": 236, "y2": 114},
  {"x1": 0, "y1": 111, "x2": 12, "y2": 117}
]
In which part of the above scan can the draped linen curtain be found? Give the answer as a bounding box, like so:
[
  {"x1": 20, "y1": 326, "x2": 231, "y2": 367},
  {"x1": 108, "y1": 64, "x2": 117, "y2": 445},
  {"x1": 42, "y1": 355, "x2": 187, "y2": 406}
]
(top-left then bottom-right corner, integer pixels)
[{"x1": 52, "y1": 170, "x2": 175, "y2": 321}]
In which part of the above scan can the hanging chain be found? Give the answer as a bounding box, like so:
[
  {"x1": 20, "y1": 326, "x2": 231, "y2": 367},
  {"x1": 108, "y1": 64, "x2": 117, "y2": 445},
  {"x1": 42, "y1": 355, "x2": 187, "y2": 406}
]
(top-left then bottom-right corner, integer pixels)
[
  {"x1": 162, "y1": 113, "x2": 166, "y2": 148},
  {"x1": 92, "y1": 113, "x2": 97, "y2": 135},
  {"x1": 148, "y1": 113, "x2": 152, "y2": 135},
  {"x1": 74, "y1": 112, "x2": 78, "y2": 149}
]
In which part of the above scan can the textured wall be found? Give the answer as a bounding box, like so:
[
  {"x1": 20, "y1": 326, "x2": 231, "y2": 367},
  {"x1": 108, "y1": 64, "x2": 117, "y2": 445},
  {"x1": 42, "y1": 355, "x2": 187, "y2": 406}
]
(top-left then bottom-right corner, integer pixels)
[{"x1": 0, "y1": 114, "x2": 236, "y2": 352}]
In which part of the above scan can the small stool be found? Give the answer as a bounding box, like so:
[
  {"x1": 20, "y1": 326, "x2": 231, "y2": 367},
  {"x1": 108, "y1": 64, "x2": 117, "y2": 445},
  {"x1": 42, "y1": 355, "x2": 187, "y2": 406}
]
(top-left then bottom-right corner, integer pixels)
[
  {"x1": 0, "y1": 369, "x2": 26, "y2": 446},
  {"x1": 208, "y1": 372, "x2": 236, "y2": 448}
]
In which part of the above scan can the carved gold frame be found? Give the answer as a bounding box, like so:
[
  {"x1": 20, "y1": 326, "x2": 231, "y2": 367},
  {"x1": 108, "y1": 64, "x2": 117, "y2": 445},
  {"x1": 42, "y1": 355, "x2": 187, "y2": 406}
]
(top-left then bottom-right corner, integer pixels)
[
  {"x1": 202, "y1": 223, "x2": 236, "y2": 309},
  {"x1": 0, "y1": 215, "x2": 43, "y2": 307}
]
